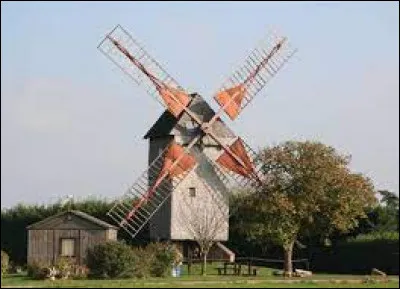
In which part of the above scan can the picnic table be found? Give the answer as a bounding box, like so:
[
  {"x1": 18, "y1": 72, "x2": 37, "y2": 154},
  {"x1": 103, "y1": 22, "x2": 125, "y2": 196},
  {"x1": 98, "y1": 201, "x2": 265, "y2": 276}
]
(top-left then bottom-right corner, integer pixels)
[
  {"x1": 216, "y1": 262, "x2": 259, "y2": 276},
  {"x1": 216, "y1": 262, "x2": 242, "y2": 275}
]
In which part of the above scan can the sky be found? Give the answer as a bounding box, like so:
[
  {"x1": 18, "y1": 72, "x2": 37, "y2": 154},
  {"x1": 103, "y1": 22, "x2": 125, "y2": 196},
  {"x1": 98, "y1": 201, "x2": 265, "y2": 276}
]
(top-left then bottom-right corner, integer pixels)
[{"x1": 1, "y1": 1, "x2": 399, "y2": 209}]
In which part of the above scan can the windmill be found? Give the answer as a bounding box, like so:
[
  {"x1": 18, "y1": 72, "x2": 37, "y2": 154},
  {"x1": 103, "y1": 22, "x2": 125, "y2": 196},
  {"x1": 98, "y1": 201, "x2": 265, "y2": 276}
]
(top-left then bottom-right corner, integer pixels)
[{"x1": 97, "y1": 25, "x2": 297, "y2": 248}]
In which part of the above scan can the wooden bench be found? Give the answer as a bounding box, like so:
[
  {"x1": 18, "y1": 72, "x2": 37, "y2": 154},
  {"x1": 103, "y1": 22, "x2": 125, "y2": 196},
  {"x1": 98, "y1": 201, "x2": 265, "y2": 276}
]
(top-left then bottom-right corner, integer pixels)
[
  {"x1": 216, "y1": 265, "x2": 241, "y2": 275},
  {"x1": 252, "y1": 268, "x2": 258, "y2": 276},
  {"x1": 215, "y1": 264, "x2": 258, "y2": 276},
  {"x1": 241, "y1": 266, "x2": 259, "y2": 276}
]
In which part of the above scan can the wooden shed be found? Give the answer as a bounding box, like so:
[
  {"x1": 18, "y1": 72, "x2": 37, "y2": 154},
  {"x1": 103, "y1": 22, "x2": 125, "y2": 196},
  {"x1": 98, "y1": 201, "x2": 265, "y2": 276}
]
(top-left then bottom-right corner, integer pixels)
[{"x1": 26, "y1": 210, "x2": 118, "y2": 266}]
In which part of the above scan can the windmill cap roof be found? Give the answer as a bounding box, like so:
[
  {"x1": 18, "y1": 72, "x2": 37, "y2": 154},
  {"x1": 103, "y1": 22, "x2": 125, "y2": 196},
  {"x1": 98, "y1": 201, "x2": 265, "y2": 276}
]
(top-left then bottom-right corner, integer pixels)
[{"x1": 144, "y1": 93, "x2": 235, "y2": 140}]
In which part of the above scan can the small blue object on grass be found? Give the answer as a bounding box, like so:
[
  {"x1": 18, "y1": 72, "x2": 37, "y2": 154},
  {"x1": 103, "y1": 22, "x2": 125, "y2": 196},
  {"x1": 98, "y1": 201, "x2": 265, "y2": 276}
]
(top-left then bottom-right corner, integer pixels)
[{"x1": 172, "y1": 265, "x2": 181, "y2": 277}]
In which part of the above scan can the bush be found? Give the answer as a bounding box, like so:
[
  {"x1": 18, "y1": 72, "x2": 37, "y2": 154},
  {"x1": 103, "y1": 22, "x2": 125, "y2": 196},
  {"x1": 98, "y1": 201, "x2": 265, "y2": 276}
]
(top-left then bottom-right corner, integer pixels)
[
  {"x1": 347, "y1": 231, "x2": 399, "y2": 243},
  {"x1": 85, "y1": 241, "x2": 179, "y2": 279},
  {"x1": 129, "y1": 242, "x2": 179, "y2": 278},
  {"x1": 55, "y1": 258, "x2": 88, "y2": 280},
  {"x1": 1, "y1": 250, "x2": 9, "y2": 277},
  {"x1": 311, "y1": 231, "x2": 399, "y2": 275},
  {"x1": 26, "y1": 258, "x2": 88, "y2": 280},
  {"x1": 8, "y1": 261, "x2": 23, "y2": 274},
  {"x1": 55, "y1": 257, "x2": 74, "y2": 279},
  {"x1": 131, "y1": 247, "x2": 153, "y2": 278},
  {"x1": 146, "y1": 242, "x2": 177, "y2": 277},
  {"x1": 86, "y1": 241, "x2": 136, "y2": 279},
  {"x1": 27, "y1": 261, "x2": 49, "y2": 280},
  {"x1": 71, "y1": 265, "x2": 89, "y2": 280}
]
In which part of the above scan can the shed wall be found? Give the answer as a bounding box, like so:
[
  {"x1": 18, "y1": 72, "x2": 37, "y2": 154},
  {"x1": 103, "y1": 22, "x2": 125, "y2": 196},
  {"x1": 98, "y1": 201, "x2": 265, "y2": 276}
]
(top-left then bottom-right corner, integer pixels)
[{"x1": 28, "y1": 229, "x2": 112, "y2": 265}]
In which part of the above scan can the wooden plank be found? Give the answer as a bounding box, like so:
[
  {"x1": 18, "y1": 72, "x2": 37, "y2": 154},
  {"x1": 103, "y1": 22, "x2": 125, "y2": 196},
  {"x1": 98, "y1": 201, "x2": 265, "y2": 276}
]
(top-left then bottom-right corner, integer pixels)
[
  {"x1": 54, "y1": 229, "x2": 59, "y2": 263},
  {"x1": 27, "y1": 230, "x2": 32, "y2": 265}
]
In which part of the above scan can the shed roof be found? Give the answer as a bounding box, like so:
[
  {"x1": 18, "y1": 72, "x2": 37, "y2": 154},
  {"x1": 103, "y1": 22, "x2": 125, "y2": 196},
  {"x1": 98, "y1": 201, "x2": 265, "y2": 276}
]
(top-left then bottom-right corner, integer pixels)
[{"x1": 26, "y1": 210, "x2": 118, "y2": 230}]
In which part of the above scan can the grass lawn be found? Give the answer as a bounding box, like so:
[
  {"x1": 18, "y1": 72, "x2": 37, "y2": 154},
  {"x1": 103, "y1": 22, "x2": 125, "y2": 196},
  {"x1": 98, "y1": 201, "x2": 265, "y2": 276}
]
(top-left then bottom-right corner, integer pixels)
[
  {"x1": 2, "y1": 263, "x2": 399, "y2": 288},
  {"x1": 1, "y1": 274, "x2": 399, "y2": 288}
]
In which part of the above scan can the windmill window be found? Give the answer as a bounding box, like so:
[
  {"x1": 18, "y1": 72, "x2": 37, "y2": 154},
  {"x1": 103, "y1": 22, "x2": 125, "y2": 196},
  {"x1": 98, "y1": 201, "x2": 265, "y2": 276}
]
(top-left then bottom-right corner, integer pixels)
[
  {"x1": 60, "y1": 238, "x2": 76, "y2": 257},
  {"x1": 189, "y1": 187, "x2": 196, "y2": 197}
]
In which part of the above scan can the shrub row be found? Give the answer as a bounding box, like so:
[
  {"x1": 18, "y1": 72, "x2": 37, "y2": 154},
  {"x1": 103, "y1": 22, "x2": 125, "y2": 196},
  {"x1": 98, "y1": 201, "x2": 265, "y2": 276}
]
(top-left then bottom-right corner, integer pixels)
[
  {"x1": 27, "y1": 257, "x2": 88, "y2": 280},
  {"x1": 86, "y1": 241, "x2": 180, "y2": 279},
  {"x1": 310, "y1": 232, "x2": 399, "y2": 275},
  {"x1": 25, "y1": 241, "x2": 179, "y2": 280}
]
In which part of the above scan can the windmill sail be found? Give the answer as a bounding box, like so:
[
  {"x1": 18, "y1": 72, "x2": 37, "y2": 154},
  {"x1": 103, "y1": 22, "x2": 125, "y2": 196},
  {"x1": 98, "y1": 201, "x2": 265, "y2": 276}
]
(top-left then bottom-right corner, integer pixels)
[
  {"x1": 216, "y1": 138, "x2": 256, "y2": 178},
  {"x1": 210, "y1": 138, "x2": 263, "y2": 190},
  {"x1": 98, "y1": 25, "x2": 191, "y2": 117},
  {"x1": 200, "y1": 30, "x2": 297, "y2": 183},
  {"x1": 214, "y1": 29, "x2": 297, "y2": 120}
]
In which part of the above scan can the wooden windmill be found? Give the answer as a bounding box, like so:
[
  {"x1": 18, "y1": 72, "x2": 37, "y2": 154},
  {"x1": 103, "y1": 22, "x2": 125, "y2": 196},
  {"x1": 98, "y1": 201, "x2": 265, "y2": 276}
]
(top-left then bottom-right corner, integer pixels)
[{"x1": 97, "y1": 25, "x2": 297, "y2": 248}]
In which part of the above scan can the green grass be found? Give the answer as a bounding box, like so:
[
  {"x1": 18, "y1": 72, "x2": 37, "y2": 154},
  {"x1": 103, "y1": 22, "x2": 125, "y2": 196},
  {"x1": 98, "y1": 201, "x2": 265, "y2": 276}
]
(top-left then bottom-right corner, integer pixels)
[
  {"x1": 1, "y1": 275, "x2": 399, "y2": 288},
  {"x1": 1, "y1": 274, "x2": 399, "y2": 288},
  {"x1": 1, "y1": 263, "x2": 399, "y2": 288}
]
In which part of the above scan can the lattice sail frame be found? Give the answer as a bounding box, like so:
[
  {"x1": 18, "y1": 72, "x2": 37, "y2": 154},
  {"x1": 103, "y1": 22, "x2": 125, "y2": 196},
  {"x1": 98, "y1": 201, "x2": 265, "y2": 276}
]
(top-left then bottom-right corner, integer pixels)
[
  {"x1": 214, "y1": 29, "x2": 298, "y2": 120},
  {"x1": 98, "y1": 24, "x2": 190, "y2": 117}
]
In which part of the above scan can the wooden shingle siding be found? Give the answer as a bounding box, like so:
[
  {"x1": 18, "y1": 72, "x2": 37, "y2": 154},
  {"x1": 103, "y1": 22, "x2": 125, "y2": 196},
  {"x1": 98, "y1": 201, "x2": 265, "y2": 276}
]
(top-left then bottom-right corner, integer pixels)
[
  {"x1": 148, "y1": 138, "x2": 230, "y2": 242},
  {"x1": 27, "y1": 230, "x2": 53, "y2": 266},
  {"x1": 148, "y1": 137, "x2": 173, "y2": 240},
  {"x1": 145, "y1": 95, "x2": 232, "y2": 242}
]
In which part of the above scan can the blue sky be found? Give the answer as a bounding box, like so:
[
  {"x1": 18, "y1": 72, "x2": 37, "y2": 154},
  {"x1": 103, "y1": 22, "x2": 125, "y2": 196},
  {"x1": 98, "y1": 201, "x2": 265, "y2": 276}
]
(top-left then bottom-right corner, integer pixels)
[{"x1": 1, "y1": 1, "x2": 399, "y2": 208}]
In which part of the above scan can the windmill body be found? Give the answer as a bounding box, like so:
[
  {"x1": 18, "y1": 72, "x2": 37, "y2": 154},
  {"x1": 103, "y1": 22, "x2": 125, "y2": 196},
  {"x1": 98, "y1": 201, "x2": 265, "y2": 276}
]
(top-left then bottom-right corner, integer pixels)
[{"x1": 145, "y1": 94, "x2": 234, "y2": 241}]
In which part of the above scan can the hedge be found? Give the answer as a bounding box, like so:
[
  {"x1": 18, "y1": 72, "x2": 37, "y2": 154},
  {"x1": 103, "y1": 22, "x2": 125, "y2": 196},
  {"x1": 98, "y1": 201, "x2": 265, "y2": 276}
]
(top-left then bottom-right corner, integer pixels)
[
  {"x1": 86, "y1": 241, "x2": 178, "y2": 279},
  {"x1": 310, "y1": 232, "x2": 399, "y2": 275}
]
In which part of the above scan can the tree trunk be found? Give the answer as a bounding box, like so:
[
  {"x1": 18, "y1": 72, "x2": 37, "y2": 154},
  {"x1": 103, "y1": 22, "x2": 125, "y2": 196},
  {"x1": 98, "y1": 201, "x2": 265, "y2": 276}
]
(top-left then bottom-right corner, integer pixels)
[
  {"x1": 283, "y1": 241, "x2": 294, "y2": 277},
  {"x1": 201, "y1": 252, "x2": 207, "y2": 276}
]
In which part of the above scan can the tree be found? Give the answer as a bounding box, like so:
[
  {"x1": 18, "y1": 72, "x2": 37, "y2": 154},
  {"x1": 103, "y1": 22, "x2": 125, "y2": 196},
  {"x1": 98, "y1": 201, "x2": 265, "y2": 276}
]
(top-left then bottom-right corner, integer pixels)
[
  {"x1": 234, "y1": 141, "x2": 376, "y2": 277},
  {"x1": 176, "y1": 188, "x2": 228, "y2": 276},
  {"x1": 374, "y1": 190, "x2": 399, "y2": 232}
]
